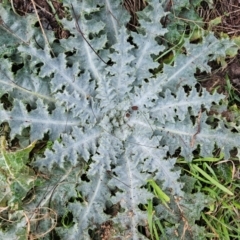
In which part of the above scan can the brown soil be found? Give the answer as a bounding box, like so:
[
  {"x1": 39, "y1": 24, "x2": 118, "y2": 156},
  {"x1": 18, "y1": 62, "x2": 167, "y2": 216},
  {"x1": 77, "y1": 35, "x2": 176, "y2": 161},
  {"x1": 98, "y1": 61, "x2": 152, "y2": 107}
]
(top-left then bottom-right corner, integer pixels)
[
  {"x1": 11, "y1": 0, "x2": 69, "y2": 38},
  {"x1": 198, "y1": 0, "x2": 240, "y2": 99},
  {"x1": 200, "y1": 0, "x2": 240, "y2": 36}
]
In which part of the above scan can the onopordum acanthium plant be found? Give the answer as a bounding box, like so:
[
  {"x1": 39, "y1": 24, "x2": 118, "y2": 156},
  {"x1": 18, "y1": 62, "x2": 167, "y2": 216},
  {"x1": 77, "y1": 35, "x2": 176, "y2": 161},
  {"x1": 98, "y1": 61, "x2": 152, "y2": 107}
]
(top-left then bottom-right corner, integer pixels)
[{"x1": 0, "y1": 0, "x2": 238, "y2": 239}]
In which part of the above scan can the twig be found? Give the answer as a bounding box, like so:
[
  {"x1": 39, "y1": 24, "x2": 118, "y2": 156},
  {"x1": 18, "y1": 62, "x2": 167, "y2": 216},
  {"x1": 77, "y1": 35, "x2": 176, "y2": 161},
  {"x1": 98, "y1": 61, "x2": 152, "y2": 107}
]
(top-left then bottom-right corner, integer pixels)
[
  {"x1": 10, "y1": 0, "x2": 21, "y2": 16},
  {"x1": 0, "y1": 19, "x2": 29, "y2": 45},
  {"x1": 106, "y1": 170, "x2": 130, "y2": 188},
  {"x1": 71, "y1": 4, "x2": 109, "y2": 65},
  {"x1": 30, "y1": 0, "x2": 55, "y2": 57},
  {"x1": 191, "y1": 110, "x2": 202, "y2": 147}
]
